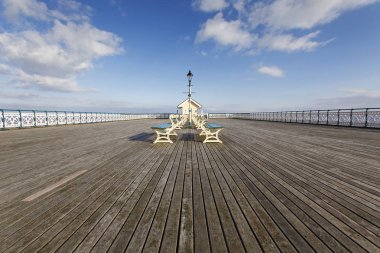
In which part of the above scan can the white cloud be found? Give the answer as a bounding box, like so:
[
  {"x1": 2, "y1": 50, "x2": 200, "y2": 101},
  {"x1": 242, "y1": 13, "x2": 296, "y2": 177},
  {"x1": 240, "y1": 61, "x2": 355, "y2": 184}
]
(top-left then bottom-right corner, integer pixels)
[
  {"x1": 257, "y1": 65, "x2": 284, "y2": 77},
  {"x1": 249, "y1": 0, "x2": 379, "y2": 30},
  {"x1": 0, "y1": 0, "x2": 123, "y2": 92},
  {"x1": 2, "y1": 0, "x2": 49, "y2": 22},
  {"x1": 196, "y1": 13, "x2": 254, "y2": 50},
  {"x1": 195, "y1": 0, "x2": 378, "y2": 53},
  {"x1": 194, "y1": 0, "x2": 228, "y2": 12}
]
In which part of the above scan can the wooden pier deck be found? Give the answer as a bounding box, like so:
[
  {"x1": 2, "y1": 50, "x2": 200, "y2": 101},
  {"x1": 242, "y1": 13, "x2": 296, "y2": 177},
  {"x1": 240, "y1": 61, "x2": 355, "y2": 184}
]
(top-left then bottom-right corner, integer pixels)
[{"x1": 0, "y1": 119, "x2": 379, "y2": 252}]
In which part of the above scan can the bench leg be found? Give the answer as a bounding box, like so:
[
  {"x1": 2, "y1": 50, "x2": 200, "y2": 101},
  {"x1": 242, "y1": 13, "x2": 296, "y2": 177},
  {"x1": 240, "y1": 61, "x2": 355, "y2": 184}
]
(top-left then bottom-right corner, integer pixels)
[
  {"x1": 153, "y1": 130, "x2": 173, "y2": 143},
  {"x1": 203, "y1": 129, "x2": 223, "y2": 143}
]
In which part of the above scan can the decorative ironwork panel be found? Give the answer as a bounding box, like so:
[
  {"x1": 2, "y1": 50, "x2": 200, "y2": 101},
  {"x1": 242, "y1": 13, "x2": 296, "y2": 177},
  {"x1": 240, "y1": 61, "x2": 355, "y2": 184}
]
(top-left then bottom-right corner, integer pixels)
[
  {"x1": 284, "y1": 112, "x2": 290, "y2": 122},
  {"x1": 296, "y1": 112, "x2": 303, "y2": 123},
  {"x1": 57, "y1": 112, "x2": 66, "y2": 125},
  {"x1": 303, "y1": 111, "x2": 310, "y2": 123},
  {"x1": 351, "y1": 110, "x2": 366, "y2": 127},
  {"x1": 290, "y1": 112, "x2": 297, "y2": 122},
  {"x1": 319, "y1": 111, "x2": 328, "y2": 125},
  {"x1": 339, "y1": 111, "x2": 351, "y2": 126},
  {"x1": 66, "y1": 113, "x2": 74, "y2": 124},
  {"x1": 73, "y1": 113, "x2": 81, "y2": 124},
  {"x1": 310, "y1": 111, "x2": 319, "y2": 124},
  {"x1": 328, "y1": 111, "x2": 339, "y2": 125},
  {"x1": 35, "y1": 112, "x2": 47, "y2": 126},
  {"x1": 81, "y1": 113, "x2": 87, "y2": 123},
  {"x1": 281, "y1": 112, "x2": 287, "y2": 122},
  {"x1": 21, "y1": 111, "x2": 34, "y2": 127},
  {"x1": 4, "y1": 111, "x2": 20, "y2": 128},
  {"x1": 47, "y1": 112, "x2": 58, "y2": 125},
  {"x1": 367, "y1": 110, "x2": 380, "y2": 128},
  {"x1": 272, "y1": 112, "x2": 278, "y2": 121},
  {"x1": 86, "y1": 113, "x2": 93, "y2": 123}
]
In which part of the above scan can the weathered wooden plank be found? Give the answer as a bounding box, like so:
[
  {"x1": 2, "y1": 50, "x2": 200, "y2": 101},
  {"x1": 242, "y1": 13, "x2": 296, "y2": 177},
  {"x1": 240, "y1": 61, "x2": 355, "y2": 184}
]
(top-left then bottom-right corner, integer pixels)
[
  {"x1": 141, "y1": 141, "x2": 185, "y2": 252},
  {"x1": 0, "y1": 119, "x2": 379, "y2": 253},
  {"x1": 178, "y1": 130, "x2": 194, "y2": 253},
  {"x1": 191, "y1": 140, "x2": 210, "y2": 253},
  {"x1": 159, "y1": 130, "x2": 190, "y2": 253}
]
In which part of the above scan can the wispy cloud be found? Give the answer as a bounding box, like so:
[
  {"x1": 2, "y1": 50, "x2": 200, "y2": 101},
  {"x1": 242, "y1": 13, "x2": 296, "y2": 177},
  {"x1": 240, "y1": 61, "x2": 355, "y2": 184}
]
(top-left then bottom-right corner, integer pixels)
[
  {"x1": 193, "y1": 0, "x2": 228, "y2": 12},
  {"x1": 0, "y1": 0, "x2": 123, "y2": 92},
  {"x1": 340, "y1": 88, "x2": 380, "y2": 98},
  {"x1": 195, "y1": 0, "x2": 378, "y2": 53},
  {"x1": 257, "y1": 65, "x2": 284, "y2": 77},
  {"x1": 312, "y1": 87, "x2": 380, "y2": 109}
]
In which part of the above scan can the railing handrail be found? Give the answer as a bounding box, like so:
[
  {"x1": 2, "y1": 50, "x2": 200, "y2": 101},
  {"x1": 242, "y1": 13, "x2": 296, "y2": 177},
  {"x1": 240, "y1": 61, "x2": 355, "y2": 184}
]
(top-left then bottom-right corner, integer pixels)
[
  {"x1": 0, "y1": 109, "x2": 174, "y2": 130},
  {"x1": 208, "y1": 107, "x2": 380, "y2": 129}
]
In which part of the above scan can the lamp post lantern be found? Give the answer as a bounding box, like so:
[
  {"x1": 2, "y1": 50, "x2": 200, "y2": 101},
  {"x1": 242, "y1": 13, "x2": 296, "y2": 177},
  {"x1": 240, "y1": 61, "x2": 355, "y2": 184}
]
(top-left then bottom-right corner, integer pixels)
[{"x1": 187, "y1": 70, "x2": 193, "y2": 127}]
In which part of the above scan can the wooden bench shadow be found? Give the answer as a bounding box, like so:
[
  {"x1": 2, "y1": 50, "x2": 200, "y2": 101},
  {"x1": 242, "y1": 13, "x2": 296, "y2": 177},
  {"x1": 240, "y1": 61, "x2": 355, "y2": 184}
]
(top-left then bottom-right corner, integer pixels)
[{"x1": 128, "y1": 132, "x2": 155, "y2": 142}]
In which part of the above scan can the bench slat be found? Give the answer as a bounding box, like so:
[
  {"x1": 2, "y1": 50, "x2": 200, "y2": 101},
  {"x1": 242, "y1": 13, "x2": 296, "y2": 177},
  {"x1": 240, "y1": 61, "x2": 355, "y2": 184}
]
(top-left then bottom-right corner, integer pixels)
[
  {"x1": 206, "y1": 123, "x2": 224, "y2": 129},
  {"x1": 152, "y1": 123, "x2": 172, "y2": 129}
]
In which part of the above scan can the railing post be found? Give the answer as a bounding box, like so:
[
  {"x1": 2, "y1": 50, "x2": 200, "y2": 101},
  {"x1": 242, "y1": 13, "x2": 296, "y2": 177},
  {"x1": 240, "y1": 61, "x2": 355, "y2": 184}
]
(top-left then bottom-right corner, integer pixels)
[
  {"x1": 309, "y1": 110, "x2": 312, "y2": 124},
  {"x1": 326, "y1": 110, "x2": 329, "y2": 125},
  {"x1": 317, "y1": 110, "x2": 320, "y2": 124},
  {"x1": 45, "y1": 111, "x2": 48, "y2": 126},
  {"x1": 349, "y1": 108, "x2": 353, "y2": 127},
  {"x1": 365, "y1": 108, "x2": 369, "y2": 128},
  {"x1": 337, "y1": 109, "x2": 340, "y2": 126},
  {"x1": 65, "y1": 111, "x2": 68, "y2": 125},
  {"x1": 302, "y1": 111, "x2": 304, "y2": 124},
  {"x1": 56, "y1": 111, "x2": 59, "y2": 126},
  {"x1": 33, "y1": 110, "x2": 36, "y2": 127},
  {"x1": 1, "y1": 109, "x2": 4, "y2": 129},
  {"x1": 19, "y1": 110, "x2": 22, "y2": 128}
]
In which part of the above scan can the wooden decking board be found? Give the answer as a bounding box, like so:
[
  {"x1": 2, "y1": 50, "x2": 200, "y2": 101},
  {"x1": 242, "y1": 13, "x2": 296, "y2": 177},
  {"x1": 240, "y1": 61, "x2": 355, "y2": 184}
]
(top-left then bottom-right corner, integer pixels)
[
  {"x1": 127, "y1": 137, "x2": 185, "y2": 253},
  {"x1": 224, "y1": 133, "x2": 377, "y2": 252},
  {"x1": 0, "y1": 138, "x2": 153, "y2": 245},
  {"x1": 0, "y1": 139, "x2": 147, "y2": 218},
  {"x1": 221, "y1": 142, "x2": 323, "y2": 252},
  {"x1": 16, "y1": 144, "x2": 167, "y2": 253},
  {"x1": 178, "y1": 130, "x2": 194, "y2": 253},
  {"x1": 88, "y1": 144, "x2": 174, "y2": 252},
  {"x1": 0, "y1": 119, "x2": 379, "y2": 252},
  {"x1": 159, "y1": 131, "x2": 189, "y2": 253},
  {"x1": 194, "y1": 140, "x2": 229, "y2": 253},
  {"x1": 215, "y1": 151, "x2": 297, "y2": 253},
  {"x1": 227, "y1": 130, "x2": 380, "y2": 215},
  {"x1": 204, "y1": 144, "x2": 263, "y2": 252},
  {"x1": 53, "y1": 144, "x2": 177, "y2": 253},
  {"x1": 191, "y1": 140, "x2": 211, "y2": 253},
  {"x1": 5, "y1": 139, "x2": 165, "y2": 252},
  {"x1": 198, "y1": 143, "x2": 247, "y2": 252},
  {"x1": 141, "y1": 139, "x2": 185, "y2": 252},
  {"x1": 110, "y1": 141, "x2": 175, "y2": 252}
]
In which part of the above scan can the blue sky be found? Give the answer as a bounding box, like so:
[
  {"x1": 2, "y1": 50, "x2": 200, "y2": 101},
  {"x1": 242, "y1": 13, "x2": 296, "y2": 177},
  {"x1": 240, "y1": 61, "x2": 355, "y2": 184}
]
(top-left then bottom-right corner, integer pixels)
[{"x1": 0, "y1": 0, "x2": 379, "y2": 113}]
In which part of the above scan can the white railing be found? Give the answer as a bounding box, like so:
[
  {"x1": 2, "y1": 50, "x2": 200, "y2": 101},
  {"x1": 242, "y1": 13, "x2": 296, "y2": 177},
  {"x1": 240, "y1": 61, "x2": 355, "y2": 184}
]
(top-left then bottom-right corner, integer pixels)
[
  {"x1": 208, "y1": 107, "x2": 380, "y2": 128},
  {"x1": 0, "y1": 109, "x2": 170, "y2": 129}
]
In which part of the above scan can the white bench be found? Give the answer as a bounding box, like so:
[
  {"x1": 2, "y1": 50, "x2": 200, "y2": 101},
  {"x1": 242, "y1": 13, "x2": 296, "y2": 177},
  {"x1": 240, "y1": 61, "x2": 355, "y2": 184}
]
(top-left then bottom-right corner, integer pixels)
[
  {"x1": 199, "y1": 122, "x2": 224, "y2": 143},
  {"x1": 151, "y1": 123, "x2": 177, "y2": 143}
]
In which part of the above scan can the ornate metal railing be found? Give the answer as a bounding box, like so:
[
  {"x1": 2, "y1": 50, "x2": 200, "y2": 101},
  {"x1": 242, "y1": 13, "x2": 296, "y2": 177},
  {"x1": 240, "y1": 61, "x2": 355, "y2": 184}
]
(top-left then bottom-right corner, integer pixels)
[
  {"x1": 208, "y1": 108, "x2": 380, "y2": 128},
  {"x1": 0, "y1": 109, "x2": 170, "y2": 129}
]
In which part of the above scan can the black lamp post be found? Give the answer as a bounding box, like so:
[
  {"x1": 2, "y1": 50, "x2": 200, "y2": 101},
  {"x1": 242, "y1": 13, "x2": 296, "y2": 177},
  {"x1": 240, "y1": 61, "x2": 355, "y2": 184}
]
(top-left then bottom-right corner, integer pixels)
[{"x1": 187, "y1": 70, "x2": 193, "y2": 127}]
